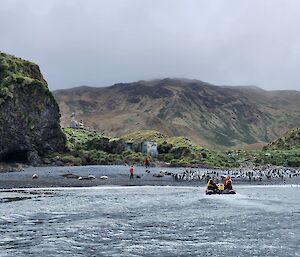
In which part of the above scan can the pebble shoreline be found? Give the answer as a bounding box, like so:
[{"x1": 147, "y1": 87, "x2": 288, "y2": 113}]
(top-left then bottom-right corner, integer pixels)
[{"x1": 0, "y1": 165, "x2": 299, "y2": 189}]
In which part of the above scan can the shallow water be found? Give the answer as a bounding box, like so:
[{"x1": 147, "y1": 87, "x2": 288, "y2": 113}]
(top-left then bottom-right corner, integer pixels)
[{"x1": 0, "y1": 185, "x2": 299, "y2": 257}]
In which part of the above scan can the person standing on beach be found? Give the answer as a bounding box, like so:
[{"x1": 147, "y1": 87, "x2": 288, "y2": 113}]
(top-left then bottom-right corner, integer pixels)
[
  {"x1": 144, "y1": 157, "x2": 150, "y2": 169},
  {"x1": 130, "y1": 165, "x2": 134, "y2": 179}
]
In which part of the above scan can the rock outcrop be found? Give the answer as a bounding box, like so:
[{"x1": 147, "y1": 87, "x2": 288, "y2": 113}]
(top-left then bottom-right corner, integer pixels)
[{"x1": 0, "y1": 52, "x2": 66, "y2": 164}]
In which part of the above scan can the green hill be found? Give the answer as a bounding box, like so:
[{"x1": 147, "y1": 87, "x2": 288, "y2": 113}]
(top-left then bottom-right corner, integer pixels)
[
  {"x1": 265, "y1": 127, "x2": 300, "y2": 150},
  {"x1": 53, "y1": 78, "x2": 300, "y2": 149}
]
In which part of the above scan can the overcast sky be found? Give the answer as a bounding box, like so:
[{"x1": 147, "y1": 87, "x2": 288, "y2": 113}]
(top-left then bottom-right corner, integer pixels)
[{"x1": 1, "y1": 0, "x2": 300, "y2": 91}]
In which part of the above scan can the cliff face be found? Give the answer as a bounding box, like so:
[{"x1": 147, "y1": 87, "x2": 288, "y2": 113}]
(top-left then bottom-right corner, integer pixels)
[{"x1": 0, "y1": 52, "x2": 66, "y2": 164}]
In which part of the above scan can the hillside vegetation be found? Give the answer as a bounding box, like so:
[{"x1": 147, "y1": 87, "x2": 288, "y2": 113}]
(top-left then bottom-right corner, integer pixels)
[
  {"x1": 49, "y1": 128, "x2": 239, "y2": 167},
  {"x1": 47, "y1": 127, "x2": 300, "y2": 167},
  {"x1": 235, "y1": 127, "x2": 300, "y2": 167},
  {"x1": 265, "y1": 127, "x2": 300, "y2": 150}
]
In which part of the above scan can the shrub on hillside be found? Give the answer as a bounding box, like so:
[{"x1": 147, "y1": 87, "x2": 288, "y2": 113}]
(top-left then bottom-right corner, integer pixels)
[
  {"x1": 157, "y1": 141, "x2": 173, "y2": 154},
  {"x1": 61, "y1": 155, "x2": 82, "y2": 166},
  {"x1": 287, "y1": 157, "x2": 300, "y2": 167}
]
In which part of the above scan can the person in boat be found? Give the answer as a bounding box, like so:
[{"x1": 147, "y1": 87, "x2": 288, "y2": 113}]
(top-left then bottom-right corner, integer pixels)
[
  {"x1": 224, "y1": 176, "x2": 233, "y2": 190},
  {"x1": 207, "y1": 178, "x2": 218, "y2": 191}
]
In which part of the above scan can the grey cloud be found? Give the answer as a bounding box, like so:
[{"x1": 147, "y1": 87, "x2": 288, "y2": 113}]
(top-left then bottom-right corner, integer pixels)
[{"x1": 0, "y1": 0, "x2": 300, "y2": 90}]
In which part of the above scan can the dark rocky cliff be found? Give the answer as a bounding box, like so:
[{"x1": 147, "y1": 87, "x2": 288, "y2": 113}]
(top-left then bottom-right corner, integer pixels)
[{"x1": 0, "y1": 52, "x2": 66, "y2": 164}]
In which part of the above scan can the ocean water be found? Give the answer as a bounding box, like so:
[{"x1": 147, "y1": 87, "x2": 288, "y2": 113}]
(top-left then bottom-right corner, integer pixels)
[{"x1": 0, "y1": 185, "x2": 299, "y2": 257}]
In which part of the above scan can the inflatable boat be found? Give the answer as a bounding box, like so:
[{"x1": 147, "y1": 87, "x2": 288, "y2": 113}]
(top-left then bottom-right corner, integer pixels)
[{"x1": 205, "y1": 189, "x2": 236, "y2": 195}]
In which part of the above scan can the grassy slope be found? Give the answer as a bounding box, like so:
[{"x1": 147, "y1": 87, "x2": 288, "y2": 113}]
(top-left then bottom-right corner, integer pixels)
[
  {"x1": 0, "y1": 52, "x2": 48, "y2": 104},
  {"x1": 56, "y1": 128, "x2": 145, "y2": 165},
  {"x1": 53, "y1": 79, "x2": 300, "y2": 149},
  {"x1": 233, "y1": 127, "x2": 300, "y2": 167},
  {"x1": 265, "y1": 127, "x2": 300, "y2": 150}
]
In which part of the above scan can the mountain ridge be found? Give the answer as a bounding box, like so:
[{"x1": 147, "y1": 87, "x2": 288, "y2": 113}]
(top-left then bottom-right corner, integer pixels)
[
  {"x1": 54, "y1": 78, "x2": 300, "y2": 94},
  {"x1": 53, "y1": 78, "x2": 300, "y2": 148}
]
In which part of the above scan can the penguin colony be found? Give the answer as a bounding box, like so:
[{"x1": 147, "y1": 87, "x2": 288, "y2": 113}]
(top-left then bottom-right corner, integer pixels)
[{"x1": 171, "y1": 167, "x2": 300, "y2": 183}]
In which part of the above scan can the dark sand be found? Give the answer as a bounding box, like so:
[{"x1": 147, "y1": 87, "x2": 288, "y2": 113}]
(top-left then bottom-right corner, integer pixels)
[{"x1": 0, "y1": 165, "x2": 299, "y2": 189}]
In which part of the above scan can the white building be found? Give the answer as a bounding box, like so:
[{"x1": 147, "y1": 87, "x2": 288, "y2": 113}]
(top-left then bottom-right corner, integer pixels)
[
  {"x1": 142, "y1": 141, "x2": 158, "y2": 157},
  {"x1": 69, "y1": 113, "x2": 78, "y2": 128}
]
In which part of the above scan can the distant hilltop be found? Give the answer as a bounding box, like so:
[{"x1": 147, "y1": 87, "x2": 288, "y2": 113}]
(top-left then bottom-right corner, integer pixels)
[{"x1": 53, "y1": 78, "x2": 300, "y2": 149}]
